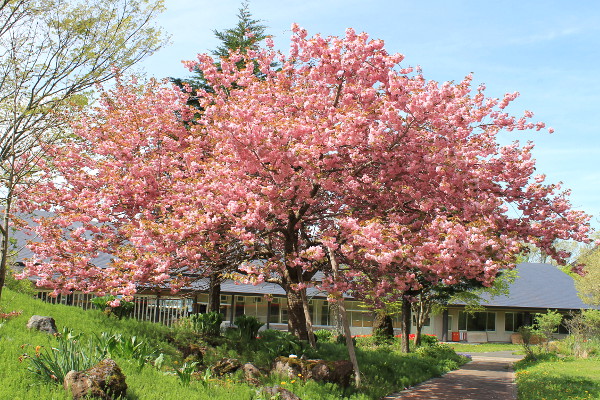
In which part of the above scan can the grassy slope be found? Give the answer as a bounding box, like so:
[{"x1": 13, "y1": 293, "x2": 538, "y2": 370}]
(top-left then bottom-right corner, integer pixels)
[
  {"x1": 1, "y1": 288, "x2": 466, "y2": 399},
  {"x1": 0, "y1": 288, "x2": 255, "y2": 400}
]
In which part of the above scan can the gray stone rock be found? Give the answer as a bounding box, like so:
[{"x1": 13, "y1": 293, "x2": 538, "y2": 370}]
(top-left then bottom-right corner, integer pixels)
[
  {"x1": 26, "y1": 315, "x2": 58, "y2": 334},
  {"x1": 63, "y1": 358, "x2": 127, "y2": 399},
  {"x1": 262, "y1": 386, "x2": 302, "y2": 400},
  {"x1": 211, "y1": 357, "x2": 241, "y2": 376},
  {"x1": 272, "y1": 356, "x2": 354, "y2": 387},
  {"x1": 242, "y1": 362, "x2": 262, "y2": 385}
]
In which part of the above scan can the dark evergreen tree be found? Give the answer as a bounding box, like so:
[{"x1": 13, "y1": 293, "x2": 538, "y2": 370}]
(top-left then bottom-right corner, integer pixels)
[
  {"x1": 170, "y1": 2, "x2": 270, "y2": 314},
  {"x1": 171, "y1": 1, "x2": 269, "y2": 104}
]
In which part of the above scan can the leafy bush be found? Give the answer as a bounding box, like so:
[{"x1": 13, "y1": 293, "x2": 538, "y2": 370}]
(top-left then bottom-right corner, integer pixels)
[
  {"x1": 534, "y1": 310, "x2": 563, "y2": 350},
  {"x1": 418, "y1": 334, "x2": 439, "y2": 347},
  {"x1": 314, "y1": 329, "x2": 334, "y2": 343},
  {"x1": 3, "y1": 269, "x2": 35, "y2": 295},
  {"x1": 234, "y1": 315, "x2": 263, "y2": 341},
  {"x1": 21, "y1": 328, "x2": 103, "y2": 384},
  {"x1": 518, "y1": 325, "x2": 537, "y2": 359},
  {"x1": 90, "y1": 295, "x2": 134, "y2": 319},
  {"x1": 257, "y1": 329, "x2": 303, "y2": 358},
  {"x1": 562, "y1": 309, "x2": 600, "y2": 358},
  {"x1": 190, "y1": 312, "x2": 223, "y2": 337},
  {"x1": 415, "y1": 343, "x2": 464, "y2": 364},
  {"x1": 355, "y1": 335, "x2": 379, "y2": 348}
]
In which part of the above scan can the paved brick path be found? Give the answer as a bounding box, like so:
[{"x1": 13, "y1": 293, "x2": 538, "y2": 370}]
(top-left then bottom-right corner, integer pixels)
[{"x1": 383, "y1": 351, "x2": 523, "y2": 400}]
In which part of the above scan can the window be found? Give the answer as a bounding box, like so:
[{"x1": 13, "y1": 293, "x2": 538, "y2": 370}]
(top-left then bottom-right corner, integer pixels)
[
  {"x1": 268, "y1": 301, "x2": 280, "y2": 323},
  {"x1": 320, "y1": 303, "x2": 331, "y2": 326},
  {"x1": 505, "y1": 312, "x2": 525, "y2": 332},
  {"x1": 458, "y1": 311, "x2": 496, "y2": 331},
  {"x1": 413, "y1": 315, "x2": 431, "y2": 327}
]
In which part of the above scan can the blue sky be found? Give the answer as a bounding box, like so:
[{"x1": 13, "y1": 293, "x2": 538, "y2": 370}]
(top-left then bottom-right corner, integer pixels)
[{"x1": 138, "y1": 0, "x2": 600, "y2": 229}]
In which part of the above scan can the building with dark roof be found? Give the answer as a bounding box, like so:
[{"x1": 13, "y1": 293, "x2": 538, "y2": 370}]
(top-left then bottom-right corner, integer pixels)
[{"x1": 13, "y1": 219, "x2": 592, "y2": 342}]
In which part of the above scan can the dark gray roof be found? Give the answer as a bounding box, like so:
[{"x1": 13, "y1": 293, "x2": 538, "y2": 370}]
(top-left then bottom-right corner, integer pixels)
[
  {"x1": 14, "y1": 218, "x2": 592, "y2": 310},
  {"x1": 459, "y1": 262, "x2": 595, "y2": 310}
]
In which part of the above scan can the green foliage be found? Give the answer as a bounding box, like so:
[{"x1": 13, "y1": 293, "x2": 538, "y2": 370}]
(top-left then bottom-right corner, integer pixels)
[
  {"x1": 336, "y1": 334, "x2": 356, "y2": 346},
  {"x1": 22, "y1": 328, "x2": 103, "y2": 385},
  {"x1": 518, "y1": 325, "x2": 538, "y2": 359},
  {"x1": 257, "y1": 329, "x2": 303, "y2": 358},
  {"x1": 449, "y1": 342, "x2": 521, "y2": 353},
  {"x1": 515, "y1": 357, "x2": 600, "y2": 400},
  {"x1": 534, "y1": 310, "x2": 563, "y2": 351},
  {"x1": 90, "y1": 295, "x2": 134, "y2": 319},
  {"x1": 174, "y1": 361, "x2": 199, "y2": 386},
  {"x1": 212, "y1": 2, "x2": 269, "y2": 59},
  {"x1": 314, "y1": 329, "x2": 334, "y2": 343},
  {"x1": 354, "y1": 335, "x2": 379, "y2": 348},
  {"x1": 190, "y1": 312, "x2": 223, "y2": 337},
  {"x1": 3, "y1": 269, "x2": 35, "y2": 296},
  {"x1": 234, "y1": 314, "x2": 263, "y2": 341},
  {"x1": 171, "y1": 1, "x2": 270, "y2": 102},
  {"x1": 418, "y1": 334, "x2": 439, "y2": 347},
  {"x1": 415, "y1": 343, "x2": 466, "y2": 364},
  {"x1": 95, "y1": 332, "x2": 154, "y2": 370},
  {"x1": 562, "y1": 309, "x2": 600, "y2": 358},
  {"x1": 576, "y1": 245, "x2": 600, "y2": 306},
  {"x1": 2, "y1": 288, "x2": 471, "y2": 399}
]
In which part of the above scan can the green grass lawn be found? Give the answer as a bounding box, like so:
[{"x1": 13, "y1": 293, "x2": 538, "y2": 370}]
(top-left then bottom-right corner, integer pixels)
[
  {"x1": 0, "y1": 288, "x2": 468, "y2": 399},
  {"x1": 449, "y1": 342, "x2": 522, "y2": 353},
  {"x1": 515, "y1": 356, "x2": 600, "y2": 400}
]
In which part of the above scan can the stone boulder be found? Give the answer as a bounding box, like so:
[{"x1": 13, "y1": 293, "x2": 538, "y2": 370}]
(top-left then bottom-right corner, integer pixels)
[
  {"x1": 272, "y1": 356, "x2": 354, "y2": 387},
  {"x1": 242, "y1": 362, "x2": 262, "y2": 385},
  {"x1": 211, "y1": 357, "x2": 241, "y2": 376},
  {"x1": 262, "y1": 386, "x2": 302, "y2": 400},
  {"x1": 64, "y1": 358, "x2": 127, "y2": 400},
  {"x1": 26, "y1": 315, "x2": 58, "y2": 335}
]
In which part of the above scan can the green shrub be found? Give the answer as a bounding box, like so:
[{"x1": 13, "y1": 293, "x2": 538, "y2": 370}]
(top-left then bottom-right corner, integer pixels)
[
  {"x1": 418, "y1": 334, "x2": 439, "y2": 347},
  {"x1": 314, "y1": 329, "x2": 334, "y2": 343},
  {"x1": 257, "y1": 329, "x2": 303, "y2": 358},
  {"x1": 518, "y1": 325, "x2": 537, "y2": 359},
  {"x1": 190, "y1": 312, "x2": 223, "y2": 337},
  {"x1": 355, "y1": 335, "x2": 379, "y2": 348},
  {"x1": 90, "y1": 295, "x2": 134, "y2": 319},
  {"x1": 3, "y1": 269, "x2": 35, "y2": 296},
  {"x1": 415, "y1": 343, "x2": 464, "y2": 364},
  {"x1": 534, "y1": 310, "x2": 563, "y2": 351},
  {"x1": 234, "y1": 315, "x2": 263, "y2": 341}
]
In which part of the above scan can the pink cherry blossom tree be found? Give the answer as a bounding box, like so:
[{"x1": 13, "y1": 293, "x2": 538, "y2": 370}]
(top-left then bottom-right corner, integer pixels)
[
  {"x1": 19, "y1": 25, "x2": 592, "y2": 347},
  {"x1": 184, "y1": 25, "x2": 591, "y2": 341}
]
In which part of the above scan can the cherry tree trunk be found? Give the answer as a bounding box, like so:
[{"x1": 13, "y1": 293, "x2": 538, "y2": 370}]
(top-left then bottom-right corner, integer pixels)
[
  {"x1": 414, "y1": 324, "x2": 423, "y2": 347},
  {"x1": 401, "y1": 297, "x2": 412, "y2": 353},
  {"x1": 285, "y1": 284, "x2": 309, "y2": 340},
  {"x1": 207, "y1": 273, "x2": 221, "y2": 314}
]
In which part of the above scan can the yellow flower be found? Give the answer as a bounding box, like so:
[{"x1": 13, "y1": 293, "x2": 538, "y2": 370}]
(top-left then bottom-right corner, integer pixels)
[
  {"x1": 291, "y1": 380, "x2": 296, "y2": 383},
  {"x1": 281, "y1": 381, "x2": 286, "y2": 385}
]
